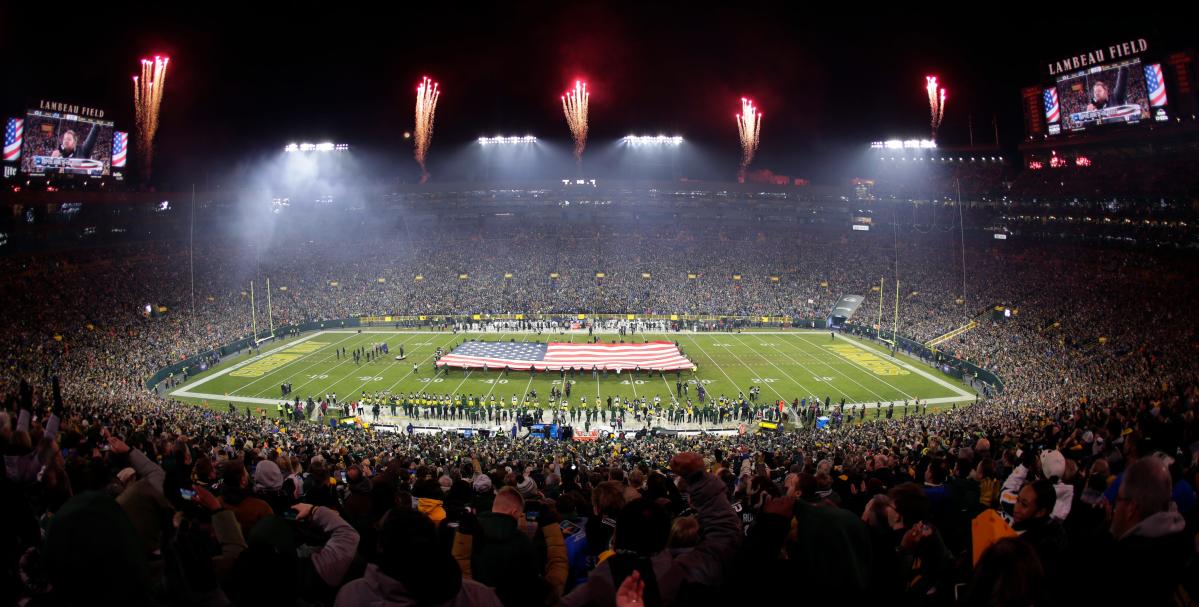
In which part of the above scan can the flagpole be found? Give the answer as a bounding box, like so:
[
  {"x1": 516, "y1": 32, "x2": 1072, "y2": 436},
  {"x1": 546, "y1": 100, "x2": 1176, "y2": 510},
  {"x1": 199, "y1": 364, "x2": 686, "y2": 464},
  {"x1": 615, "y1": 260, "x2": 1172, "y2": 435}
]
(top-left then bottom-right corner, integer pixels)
[
  {"x1": 893, "y1": 279, "x2": 900, "y2": 354},
  {"x1": 878, "y1": 277, "x2": 884, "y2": 340}
]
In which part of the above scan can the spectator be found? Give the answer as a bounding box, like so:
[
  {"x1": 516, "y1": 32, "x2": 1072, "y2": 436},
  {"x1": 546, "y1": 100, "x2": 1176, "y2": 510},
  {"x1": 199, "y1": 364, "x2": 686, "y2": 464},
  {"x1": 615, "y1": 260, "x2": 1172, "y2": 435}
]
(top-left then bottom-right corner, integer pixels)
[
  {"x1": 454, "y1": 486, "x2": 567, "y2": 605},
  {"x1": 336, "y1": 509, "x2": 502, "y2": 606}
]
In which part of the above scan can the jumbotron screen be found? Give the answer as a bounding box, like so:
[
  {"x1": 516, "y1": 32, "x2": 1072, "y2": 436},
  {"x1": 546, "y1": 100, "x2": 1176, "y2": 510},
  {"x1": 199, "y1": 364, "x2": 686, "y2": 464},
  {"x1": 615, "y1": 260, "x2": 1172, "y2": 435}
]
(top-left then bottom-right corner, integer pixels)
[
  {"x1": 20, "y1": 109, "x2": 114, "y2": 177},
  {"x1": 1049, "y1": 58, "x2": 1166, "y2": 134}
]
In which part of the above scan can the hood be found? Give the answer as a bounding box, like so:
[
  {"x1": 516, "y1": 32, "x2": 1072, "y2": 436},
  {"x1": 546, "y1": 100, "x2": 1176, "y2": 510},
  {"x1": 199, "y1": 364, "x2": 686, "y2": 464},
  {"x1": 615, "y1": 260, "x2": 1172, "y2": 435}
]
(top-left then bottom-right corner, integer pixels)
[
  {"x1": 1121, "y1": 510, "x2": 1186, "y2": 540},
  {"x1": 361, "y1": 563, "x2": 422, "y2": 606},
  {"x1": 359, "y1": 562, "x2": 472, "y2": 606},
  {"x1": 477, "y1": 510, "x2": 521, "y2": 541},
  {"x1": 418, "y1": 496, "x2": 446, "y2": 522},
  {"x1": 253, "y1": 460, "x2": 284, "y2": 492},
  {"x1": 44, "y1": 492, "x2": 151, "y2": 605}
]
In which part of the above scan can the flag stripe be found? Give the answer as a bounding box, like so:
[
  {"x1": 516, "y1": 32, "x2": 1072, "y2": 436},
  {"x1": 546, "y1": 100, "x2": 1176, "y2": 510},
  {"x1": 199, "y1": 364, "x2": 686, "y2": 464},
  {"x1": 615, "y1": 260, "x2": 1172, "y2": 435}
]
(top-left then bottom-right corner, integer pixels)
[
  {"x1": 3, "y1": 118, "x2": 23, "y2": 161},
  {"x1": 436, "y1": 340, "x2": 695, "y2": 371}
]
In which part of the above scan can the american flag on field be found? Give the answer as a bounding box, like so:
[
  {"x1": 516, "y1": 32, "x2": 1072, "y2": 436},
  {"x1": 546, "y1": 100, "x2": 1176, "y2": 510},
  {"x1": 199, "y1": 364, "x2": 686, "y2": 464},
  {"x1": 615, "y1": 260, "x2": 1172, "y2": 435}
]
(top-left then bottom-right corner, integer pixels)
[
  {"x1": 436, "y1": 340, "x2": 696, "y2": 372},
  {"x1": 1145, "y1": 64, "x2": 1168, "y2": 108},
  {"x1": 1043, "y1": 88, "x2": 1060, "y2": 123},
  {"x1": 3, "y1": 118, "x2": 22, "y2": 162},
  {"x1": 112, "y1": 131, "x2": 128, "y2": 168}
]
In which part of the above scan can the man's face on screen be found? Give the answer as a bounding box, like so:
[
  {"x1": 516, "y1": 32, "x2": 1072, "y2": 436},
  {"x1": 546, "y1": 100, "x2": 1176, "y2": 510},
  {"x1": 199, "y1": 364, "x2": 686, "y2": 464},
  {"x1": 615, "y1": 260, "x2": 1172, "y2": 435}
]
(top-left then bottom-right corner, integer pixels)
[
  {"x1": 1092, "y1": 83, "x2": 1108, "y2": 104},
  {"x1": 61, "y1": 132, "x2": 76, "y2": 152}
]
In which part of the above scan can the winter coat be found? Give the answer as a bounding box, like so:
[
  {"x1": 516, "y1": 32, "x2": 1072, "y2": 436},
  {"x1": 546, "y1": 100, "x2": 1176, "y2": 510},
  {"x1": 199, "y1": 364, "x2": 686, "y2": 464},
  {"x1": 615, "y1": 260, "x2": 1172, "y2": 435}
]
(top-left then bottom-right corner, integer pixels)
[
  {"x1": 335, "y1": 563, "x2": 502, "y2": 607},
  {"x1": 453, "y1": 511, "x2": 568, "y2": 606},
  {"x1": 561, "y1": 470, "x2": 741, "y2": 607}
]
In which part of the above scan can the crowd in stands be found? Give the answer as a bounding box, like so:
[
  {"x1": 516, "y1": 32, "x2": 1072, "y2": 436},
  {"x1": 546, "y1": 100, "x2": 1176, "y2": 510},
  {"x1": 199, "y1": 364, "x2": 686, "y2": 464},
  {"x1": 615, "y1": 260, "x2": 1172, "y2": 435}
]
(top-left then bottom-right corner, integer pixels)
[{"x1": 2, "y1": 221, "x2": 1197, "y2": 605}]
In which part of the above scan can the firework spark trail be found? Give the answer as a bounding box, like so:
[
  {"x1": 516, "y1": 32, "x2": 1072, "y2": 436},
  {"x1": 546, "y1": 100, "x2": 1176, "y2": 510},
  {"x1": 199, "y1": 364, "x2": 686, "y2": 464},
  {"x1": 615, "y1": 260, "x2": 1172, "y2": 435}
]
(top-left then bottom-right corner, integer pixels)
[
  {"x1": 938, "y1": 88, "x2": 947, "y2": 129},
  {"x1": 561, "y1": 80, "x2": 589, "y2": 164},
  {"x1": 926, "y1": 76, "x2": 947, "y2": 140},
  {"x1": 414, "y1": 76, "x2": 440, "y2": 184},
  {"x1": 132, "y1": 55, "x2": 169, "y2": 181},
  {"x1": 736, "y1": 97, "x2": 762, "y2": 182}
]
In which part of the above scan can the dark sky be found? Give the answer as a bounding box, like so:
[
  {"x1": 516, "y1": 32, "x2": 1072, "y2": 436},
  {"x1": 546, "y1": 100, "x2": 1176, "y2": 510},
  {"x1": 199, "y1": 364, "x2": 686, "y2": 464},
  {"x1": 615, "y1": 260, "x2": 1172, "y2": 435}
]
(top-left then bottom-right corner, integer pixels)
[{"x1": 0, "y1": 3, "x2": 1184, "y2": 184}]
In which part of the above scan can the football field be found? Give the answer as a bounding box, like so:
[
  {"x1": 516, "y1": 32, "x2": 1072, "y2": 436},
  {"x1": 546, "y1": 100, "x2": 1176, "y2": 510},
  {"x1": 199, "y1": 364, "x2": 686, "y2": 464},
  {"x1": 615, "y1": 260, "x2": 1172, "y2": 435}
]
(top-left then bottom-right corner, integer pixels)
[{"x1": 169, "y1": 329, "x2": 977, "y2": 422}]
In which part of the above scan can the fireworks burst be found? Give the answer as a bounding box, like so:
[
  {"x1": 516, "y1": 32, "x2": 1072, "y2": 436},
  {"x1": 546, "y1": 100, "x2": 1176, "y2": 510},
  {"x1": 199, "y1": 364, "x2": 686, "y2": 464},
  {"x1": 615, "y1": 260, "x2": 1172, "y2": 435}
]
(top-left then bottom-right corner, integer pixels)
[
  {"x1": 926, "y1": 76, "x2": 947, "y2": 140},
  {"x1": 414, "y1": 76, "x2": 440, "y2": 183},
  {"x1": 735, "y1": 97, "x2": 762, "y2": 182},
  {"x1": 132, "y1": 55, "x2": 170, "y2": 181},
  {"x1": 561, "y1": 80, "x2": 589, "y2": 164}
]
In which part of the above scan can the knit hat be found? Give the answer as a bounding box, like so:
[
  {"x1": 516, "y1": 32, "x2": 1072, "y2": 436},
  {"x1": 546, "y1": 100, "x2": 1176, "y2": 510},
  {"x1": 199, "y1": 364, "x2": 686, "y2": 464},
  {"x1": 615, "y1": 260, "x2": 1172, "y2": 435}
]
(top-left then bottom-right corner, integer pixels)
[
  {"x1": 516, "y1": 476, "x2": 538, "y2": 498},
  {"x1": 253, "y1": 460, "x2": 284, "y2": 492},
  {"x1": 472, "y1": 474, "x2": 493, "y2": 493},
  {"x1": 1040, "y1": 450, "x2": 1066, "y2": 480}
]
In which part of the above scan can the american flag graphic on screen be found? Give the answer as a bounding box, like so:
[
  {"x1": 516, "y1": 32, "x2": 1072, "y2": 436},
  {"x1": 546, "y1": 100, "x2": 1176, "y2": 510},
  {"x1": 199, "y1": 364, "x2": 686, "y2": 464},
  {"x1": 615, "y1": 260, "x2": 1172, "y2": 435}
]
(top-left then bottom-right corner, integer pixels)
[
  {"x1": 1043, "y1": 88, "x2": 1060, "y2": 123},
  {"x1": 112, "y1": 131, "x2": 128, "y2": 168},
  {"x1": 1145, "y1": 64, "x2": 1168, "y2": 108},
  {"x1": 3, "y1": 118, "x2": 22, "y2": 162}
]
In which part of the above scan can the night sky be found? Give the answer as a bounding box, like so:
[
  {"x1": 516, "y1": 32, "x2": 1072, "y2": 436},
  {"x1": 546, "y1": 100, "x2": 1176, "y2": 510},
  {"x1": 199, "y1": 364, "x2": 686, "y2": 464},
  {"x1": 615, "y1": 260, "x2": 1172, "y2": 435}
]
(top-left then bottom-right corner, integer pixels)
[{"x1": 0, "y1": 3, "x2": 1183, "y2": 184}]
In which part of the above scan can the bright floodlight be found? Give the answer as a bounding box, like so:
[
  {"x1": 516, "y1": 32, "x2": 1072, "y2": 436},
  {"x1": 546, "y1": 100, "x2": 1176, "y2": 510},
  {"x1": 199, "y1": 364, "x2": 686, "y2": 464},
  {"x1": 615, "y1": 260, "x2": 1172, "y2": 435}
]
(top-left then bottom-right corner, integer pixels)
[
  {"x1": 622, "y1": 135, "x2": 684, "y2": 146},
  {"x1": 879, "y1": 139, "x2": 935, "y2": 150},
  {"x1": 477, "y1": 136, "x2": 538, "y2": 145},
  {"x1": 284, "y1": 142, "x2": 350, "y2": 153}
]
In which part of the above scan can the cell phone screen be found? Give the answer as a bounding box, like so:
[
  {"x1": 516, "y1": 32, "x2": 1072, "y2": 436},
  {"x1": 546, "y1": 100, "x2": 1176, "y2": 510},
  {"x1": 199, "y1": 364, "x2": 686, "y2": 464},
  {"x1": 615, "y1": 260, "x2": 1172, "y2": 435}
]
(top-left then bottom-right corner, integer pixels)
[{"x1": 179, "y1": 488, "x2": 197, "y2": 500}]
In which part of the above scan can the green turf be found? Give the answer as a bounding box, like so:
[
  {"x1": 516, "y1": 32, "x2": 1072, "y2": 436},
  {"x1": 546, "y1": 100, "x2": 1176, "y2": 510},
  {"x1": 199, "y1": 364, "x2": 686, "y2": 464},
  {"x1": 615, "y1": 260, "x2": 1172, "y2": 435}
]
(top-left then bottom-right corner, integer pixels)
[{"x1": 168, "y1": 329, "x2": 977, "y2": 421}]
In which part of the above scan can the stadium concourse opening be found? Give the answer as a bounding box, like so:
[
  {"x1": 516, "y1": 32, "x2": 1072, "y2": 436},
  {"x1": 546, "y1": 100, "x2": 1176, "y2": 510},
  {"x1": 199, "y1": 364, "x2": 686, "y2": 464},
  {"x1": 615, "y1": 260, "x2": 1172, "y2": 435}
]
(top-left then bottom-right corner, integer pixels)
[{"x1": 434, "y1": 339, "x2": 697, "y2": 372}]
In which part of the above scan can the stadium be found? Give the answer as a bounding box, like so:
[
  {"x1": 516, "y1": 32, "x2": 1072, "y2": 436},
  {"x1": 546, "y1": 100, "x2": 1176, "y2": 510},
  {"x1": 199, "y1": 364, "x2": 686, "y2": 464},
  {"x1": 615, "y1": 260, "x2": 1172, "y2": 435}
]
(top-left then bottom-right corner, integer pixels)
[{"x1": 1, "y1": 7, "x2": 1197, "y2": 607}]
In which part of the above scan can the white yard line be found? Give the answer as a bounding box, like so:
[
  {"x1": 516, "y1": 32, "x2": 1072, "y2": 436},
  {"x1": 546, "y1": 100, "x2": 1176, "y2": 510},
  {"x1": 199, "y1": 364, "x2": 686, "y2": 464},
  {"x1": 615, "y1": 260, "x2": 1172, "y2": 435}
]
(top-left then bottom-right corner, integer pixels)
[
  {"x1": 681, "y1": 333, "x2": 772, "y2": 400},
  {"x1": 171, "y1": 331, "x2": 341, "y2": 395},
  {"x1": 756, "y1": 333, "x2": 887, "y2": 403},
  {"x1": 378, "y1": 332, "x2": 465, "y2": 395},
  {"x1": 333, "y1": 332, "x2": 428, "y2": 400},
  {"x1": 728, "y1": 332, "x2": 828, "y2": 401},
  {"x1": 259, "y1": 333, "x2": 412, "y2": 401},
  {"x1": 817, "y1": 334, "x2": 973, "y2": 399},
  {"x1": 245, "y1": 333, "x2": 370, "y2": 397}
]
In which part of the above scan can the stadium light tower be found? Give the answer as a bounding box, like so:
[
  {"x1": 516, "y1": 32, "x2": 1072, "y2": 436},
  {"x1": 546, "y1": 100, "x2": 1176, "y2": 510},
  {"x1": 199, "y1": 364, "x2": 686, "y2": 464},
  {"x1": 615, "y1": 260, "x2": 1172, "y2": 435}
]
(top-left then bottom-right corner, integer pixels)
[
  {"x1": 620, "y1": 135, "x2": 684, "y2": 146},
  {"x1": 477, "y1": 135, "x2": 538, "y2": 145},
  {"x1": 284, "y1": 142, "x2": 350, "y2": 153}
]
